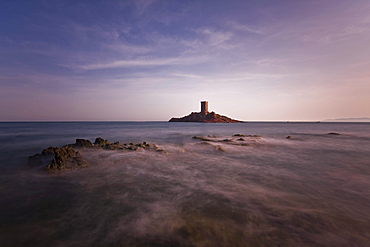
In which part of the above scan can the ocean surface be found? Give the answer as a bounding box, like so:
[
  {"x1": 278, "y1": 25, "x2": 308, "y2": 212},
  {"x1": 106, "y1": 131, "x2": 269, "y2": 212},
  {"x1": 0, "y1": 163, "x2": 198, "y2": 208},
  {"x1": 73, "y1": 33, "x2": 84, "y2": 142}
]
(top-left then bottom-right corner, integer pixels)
[{"x1": 0, "y1": 121, "x2": 369, "y2": 247}]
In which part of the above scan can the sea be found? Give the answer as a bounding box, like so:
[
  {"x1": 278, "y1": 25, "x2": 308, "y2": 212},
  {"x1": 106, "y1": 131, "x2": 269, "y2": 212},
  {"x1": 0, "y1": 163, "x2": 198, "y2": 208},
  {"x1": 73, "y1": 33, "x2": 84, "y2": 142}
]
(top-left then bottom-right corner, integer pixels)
[{"x1": 0, "y1": 121, "x2": 369, "y2": 247}]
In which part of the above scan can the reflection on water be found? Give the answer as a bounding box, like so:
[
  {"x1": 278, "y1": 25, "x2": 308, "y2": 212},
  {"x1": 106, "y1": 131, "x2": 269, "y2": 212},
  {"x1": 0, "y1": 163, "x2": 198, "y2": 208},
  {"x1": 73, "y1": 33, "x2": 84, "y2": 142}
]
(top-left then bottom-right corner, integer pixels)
[{"x1": 0, "y1": 122, "x2": 370, "y2": 246}]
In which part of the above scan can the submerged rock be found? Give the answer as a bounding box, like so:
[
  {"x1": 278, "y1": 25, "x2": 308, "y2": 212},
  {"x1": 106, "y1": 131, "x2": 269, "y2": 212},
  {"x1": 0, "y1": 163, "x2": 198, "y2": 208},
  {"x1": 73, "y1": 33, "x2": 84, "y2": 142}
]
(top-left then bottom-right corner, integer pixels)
[
  {"x1": 29, "y1": 146, "x2": 58, "y2": 167},
  {"x1": 286, "y1": 136, "x2": 293, "y2": 139},
  {"x1": 28, "y1": 153, "x2": 50, "y2": 168},
  {"x1": 192, "y1": 134, "x2": 261, "y2": 147}
]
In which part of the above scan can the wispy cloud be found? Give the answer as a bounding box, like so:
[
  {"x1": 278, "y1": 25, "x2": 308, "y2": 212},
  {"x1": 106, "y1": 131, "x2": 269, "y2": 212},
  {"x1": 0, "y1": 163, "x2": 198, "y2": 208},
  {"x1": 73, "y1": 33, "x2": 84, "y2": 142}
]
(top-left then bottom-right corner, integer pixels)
[
  {"x1": 227, "y1": 21, "x2": 264, "y2": 35},
  {"x1": 75, "y1": 55, "x2": 208, "y2": 70},
  {"x1": 194, "y1": 28, "x2": 233, "y2": 46}
]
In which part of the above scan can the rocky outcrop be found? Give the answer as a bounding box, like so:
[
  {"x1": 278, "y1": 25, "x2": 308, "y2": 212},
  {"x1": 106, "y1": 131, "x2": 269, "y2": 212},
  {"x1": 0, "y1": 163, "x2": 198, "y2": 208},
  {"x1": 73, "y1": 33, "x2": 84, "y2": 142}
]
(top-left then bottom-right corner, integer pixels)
[
  {"x1": 169, "y1": 111, "x2": 243, "y2": 123},
  {"x1": 70, "y1": 139, "x2": 94, "y2": 148},
  {"x1": 29, "y1": 146, "x2": 88, "y2": 171},
  {"x1": 94, "y1": 137, "x2": 111, "y2": 146},
  {"x1": 46, "y1": 146, "x2": 88, "y2": 171},
  {"x1": 28, "y1": 137, "x2": 165, "y2": 172}
]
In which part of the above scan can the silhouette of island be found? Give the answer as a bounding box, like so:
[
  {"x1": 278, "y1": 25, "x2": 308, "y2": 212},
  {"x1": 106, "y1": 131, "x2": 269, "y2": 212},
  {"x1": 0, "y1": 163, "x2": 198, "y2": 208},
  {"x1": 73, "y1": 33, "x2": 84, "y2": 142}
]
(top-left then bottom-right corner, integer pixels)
[{"x1": 169, "y1": 101, "x2": 243, "y2": 123}]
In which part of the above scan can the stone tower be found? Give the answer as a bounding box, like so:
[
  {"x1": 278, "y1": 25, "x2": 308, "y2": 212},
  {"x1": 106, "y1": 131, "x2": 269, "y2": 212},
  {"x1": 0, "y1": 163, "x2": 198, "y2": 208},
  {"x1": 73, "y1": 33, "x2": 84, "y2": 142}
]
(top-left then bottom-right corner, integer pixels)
[{"x1": 201, "y1": 101, "x2": 209, "y2": 115}]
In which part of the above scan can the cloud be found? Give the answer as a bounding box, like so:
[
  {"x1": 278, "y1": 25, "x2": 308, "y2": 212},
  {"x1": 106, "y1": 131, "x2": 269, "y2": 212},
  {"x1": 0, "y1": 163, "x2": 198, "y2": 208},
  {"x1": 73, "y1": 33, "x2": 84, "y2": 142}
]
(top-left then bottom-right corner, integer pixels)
[
  {"x1": 227, "y1": 21, "x2": 264, "y2": 35},
  {"x1": 194, "y1": 28, "x2": 233, "y2": 46},
  {"x1": 75, "y1": 55, "x2": 208, "y2": 70}
]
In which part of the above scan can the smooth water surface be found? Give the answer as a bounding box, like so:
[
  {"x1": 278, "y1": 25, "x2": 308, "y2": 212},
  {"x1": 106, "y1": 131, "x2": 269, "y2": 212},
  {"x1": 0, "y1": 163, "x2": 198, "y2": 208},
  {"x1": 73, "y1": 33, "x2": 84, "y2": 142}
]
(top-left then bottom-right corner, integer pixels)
[{"x1": 0, "y1": 122, "x2": 369, "y2": 246}]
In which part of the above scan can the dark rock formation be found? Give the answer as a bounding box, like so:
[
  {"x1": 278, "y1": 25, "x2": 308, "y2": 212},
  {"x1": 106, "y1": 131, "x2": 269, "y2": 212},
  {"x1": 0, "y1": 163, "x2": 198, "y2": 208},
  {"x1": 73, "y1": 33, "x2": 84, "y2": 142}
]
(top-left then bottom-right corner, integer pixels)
[
  {"x1": 29, "y1": 138, "x2": 165, "y2": 172},
  {"x1": 286, "y1": 136, "x2": 293, "y2": 139},
  {"x1": 42, "y1": 146, "x2": 58, "y2": 155},
  {"x1": 70, "y1": 139, "x2": 94, "y2": 148},
  {"x1": 94, "y1": 137, "x2": 111, "y2": 146},
  {"x1": 45, "y1": 146, "x2": 88, "y2": 171},
  {"x1": 29, "y1": 146, "x2": 88, "y2": 171}
]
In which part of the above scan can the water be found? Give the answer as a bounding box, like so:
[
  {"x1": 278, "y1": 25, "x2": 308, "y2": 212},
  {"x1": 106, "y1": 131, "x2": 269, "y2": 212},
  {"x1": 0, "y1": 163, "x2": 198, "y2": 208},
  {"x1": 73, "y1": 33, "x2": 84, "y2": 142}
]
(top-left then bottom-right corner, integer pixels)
[{"x1": 0, "y1": 122, "x2": 369, "y2": 246}]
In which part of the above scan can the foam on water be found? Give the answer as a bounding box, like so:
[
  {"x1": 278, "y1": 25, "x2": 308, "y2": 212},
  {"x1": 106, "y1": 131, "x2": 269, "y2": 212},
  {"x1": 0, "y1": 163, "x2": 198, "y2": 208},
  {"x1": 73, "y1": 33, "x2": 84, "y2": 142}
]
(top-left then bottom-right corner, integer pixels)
[{"x1": 0, "y1": 122, "x2": 369, "y2": 246}]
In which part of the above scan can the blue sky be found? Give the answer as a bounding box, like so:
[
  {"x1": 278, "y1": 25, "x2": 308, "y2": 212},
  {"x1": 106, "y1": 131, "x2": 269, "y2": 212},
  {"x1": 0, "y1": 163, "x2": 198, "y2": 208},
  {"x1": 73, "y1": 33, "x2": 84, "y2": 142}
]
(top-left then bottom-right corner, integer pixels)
[{"x1": 1, "y1": 0, "x2": 369, "y2": 121}]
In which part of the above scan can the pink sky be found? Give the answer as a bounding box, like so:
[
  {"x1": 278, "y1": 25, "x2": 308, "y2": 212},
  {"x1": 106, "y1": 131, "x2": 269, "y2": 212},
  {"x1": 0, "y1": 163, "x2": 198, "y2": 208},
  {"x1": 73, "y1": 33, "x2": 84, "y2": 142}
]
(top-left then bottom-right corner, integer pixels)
[{"x1": 1, "y1": 0, "x2": 369, "y2": 121}]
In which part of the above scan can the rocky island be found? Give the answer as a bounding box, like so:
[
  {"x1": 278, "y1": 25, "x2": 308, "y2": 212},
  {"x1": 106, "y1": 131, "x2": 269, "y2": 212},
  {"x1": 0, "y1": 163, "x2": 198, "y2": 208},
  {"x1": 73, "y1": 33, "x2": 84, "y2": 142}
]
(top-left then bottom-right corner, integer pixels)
[{"x1": 169, "y1": 101, "x2": 243, "y2": 123}]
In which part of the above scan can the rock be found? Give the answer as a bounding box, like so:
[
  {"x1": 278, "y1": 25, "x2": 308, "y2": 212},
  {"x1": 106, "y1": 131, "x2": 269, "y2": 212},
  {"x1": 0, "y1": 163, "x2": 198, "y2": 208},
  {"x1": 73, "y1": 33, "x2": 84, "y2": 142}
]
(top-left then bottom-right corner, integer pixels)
[
  {"x1": 29, "y1": 137, "x2": 165, "y2": 172},
  {"x1": 237, "y1": 138, "x2": 245, "y2": 141},
  {"x1": 126, "y1": 145, "x2": 139, "y2": 151},
  {"x1": 28, "y1": 153, "x2": 46, "y2": 167},
  {"x1": 41, "y1": 146, "x2": 58, "y2": 155},
  {"x1": 233, "y1": 134, "x2": 246, "y2": 137},
  {"x1": 29, "y1": 145, "x2": 88, "y2": 171},
  {"x1": 103, "y1": 142, "x2": 123, "y2": 150},
  {"x1": 286, "y1": 136, "x2": 293, "y2": 139},
  {"x1": 135, "y1": 142, "x2": 150, "y2": 148},
  {"x1": 29, "y1": 147, "x2": 58, "y2": 167},
  {"x1": 94, "y1": 137, "x2": 111, "y2": 146},
  {"x1": 71, "y1": 139, "x2": 94, "y2": 148},
  {"x1": 328, "y1": 132, "x2": 340, "y2": 135},
  {"x1": 45, "y1": 146, "x2": 88, "y2": 171},
  {"x1": 192, "y1": 136, "x2": 213, "y2": 141}
]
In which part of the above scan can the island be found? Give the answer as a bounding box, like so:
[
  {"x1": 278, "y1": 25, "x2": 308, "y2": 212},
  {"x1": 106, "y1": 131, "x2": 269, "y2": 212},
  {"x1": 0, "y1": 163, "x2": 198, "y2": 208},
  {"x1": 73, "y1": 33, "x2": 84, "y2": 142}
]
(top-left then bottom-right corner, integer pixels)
[{"x1": 169, "y1": 101, "x2": 243, "y2": 123}]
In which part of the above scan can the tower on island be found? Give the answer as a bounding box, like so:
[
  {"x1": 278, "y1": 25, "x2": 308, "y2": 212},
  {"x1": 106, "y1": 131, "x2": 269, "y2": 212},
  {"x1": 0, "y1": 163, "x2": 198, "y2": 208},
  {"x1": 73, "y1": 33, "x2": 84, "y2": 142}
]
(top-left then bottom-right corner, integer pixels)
[
  {"x1": 168, "y1": 100, "x2": 243, "y2": 122},
  {"x1": 201, "y1": 101, "x2": 209, "y2": 115}
]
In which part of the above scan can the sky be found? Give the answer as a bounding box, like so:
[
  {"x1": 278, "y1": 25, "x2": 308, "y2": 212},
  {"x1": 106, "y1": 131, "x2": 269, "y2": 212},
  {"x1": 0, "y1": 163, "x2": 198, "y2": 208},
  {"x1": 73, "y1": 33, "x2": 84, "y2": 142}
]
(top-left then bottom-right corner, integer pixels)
[{"x1": 1, "y1": 0, "x2": 370, "y2": 121}]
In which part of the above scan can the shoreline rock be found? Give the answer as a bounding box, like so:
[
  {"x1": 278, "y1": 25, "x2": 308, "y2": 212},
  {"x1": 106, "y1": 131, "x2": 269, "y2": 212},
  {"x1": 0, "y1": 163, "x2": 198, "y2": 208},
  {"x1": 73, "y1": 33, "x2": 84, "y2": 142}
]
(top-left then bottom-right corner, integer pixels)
[
  {"x1": 29, "y1": 146, "x2": 88, "y2": 172},
  {"x1": 28, "y1": 137, "x2": 164, "y2": 172}
]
